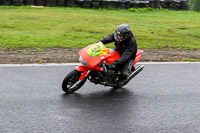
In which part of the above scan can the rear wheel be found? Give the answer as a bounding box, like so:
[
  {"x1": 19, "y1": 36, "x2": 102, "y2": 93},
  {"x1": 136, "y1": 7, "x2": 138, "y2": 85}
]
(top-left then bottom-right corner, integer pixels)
[{"x1": 62, "y1": 70, "x2": 87, "y2": 94}]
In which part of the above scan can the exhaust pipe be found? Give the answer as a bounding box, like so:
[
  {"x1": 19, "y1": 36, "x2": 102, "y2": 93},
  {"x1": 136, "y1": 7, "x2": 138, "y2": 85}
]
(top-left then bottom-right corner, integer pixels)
[
  {"x1": 97, "y1": 65, "x2": 144, "y2": 88},
  {"x1": 120, "y1": 65, "x2": 144, "y2": 86}
]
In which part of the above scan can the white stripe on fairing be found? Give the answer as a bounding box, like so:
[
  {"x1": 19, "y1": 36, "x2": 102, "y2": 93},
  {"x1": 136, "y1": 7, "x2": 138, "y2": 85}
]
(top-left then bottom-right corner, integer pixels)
[
  {"x1": 0, "y1": 62, "x2": 200, "y2": 67},
  {"x1": 99, "y1": 43, "x2": 104, "y2": 49}
]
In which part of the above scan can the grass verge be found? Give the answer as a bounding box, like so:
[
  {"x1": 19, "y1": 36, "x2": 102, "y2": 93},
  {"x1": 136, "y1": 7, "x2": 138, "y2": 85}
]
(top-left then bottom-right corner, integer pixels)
[{"x1": 0, "y1": 6, "x2": 200, "y2": 50}]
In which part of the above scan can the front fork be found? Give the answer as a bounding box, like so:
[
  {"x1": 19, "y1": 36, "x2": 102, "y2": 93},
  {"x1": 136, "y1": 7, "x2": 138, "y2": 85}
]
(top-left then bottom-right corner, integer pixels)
[{"x1": 75, "y1": 65, "x2": 90, "y2": 80}]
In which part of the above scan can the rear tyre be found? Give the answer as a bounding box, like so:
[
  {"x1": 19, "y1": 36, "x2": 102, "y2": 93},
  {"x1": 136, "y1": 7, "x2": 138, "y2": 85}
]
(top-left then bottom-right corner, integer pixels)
[{"x1": 62, "y1": 70, "x2": 87, "y2": 94}]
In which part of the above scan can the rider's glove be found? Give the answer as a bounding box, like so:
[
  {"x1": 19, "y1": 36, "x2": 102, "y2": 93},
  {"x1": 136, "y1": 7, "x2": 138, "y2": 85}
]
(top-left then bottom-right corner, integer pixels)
[{"x1": 105, "y1": 63, "x2": 116, "y2": 70}]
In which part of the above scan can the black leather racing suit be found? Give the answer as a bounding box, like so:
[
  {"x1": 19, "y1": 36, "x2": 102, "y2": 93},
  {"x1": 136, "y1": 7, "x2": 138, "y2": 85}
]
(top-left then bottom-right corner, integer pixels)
[{"x1": 98, "y1": 32, "x2": 138, "y2": 76}]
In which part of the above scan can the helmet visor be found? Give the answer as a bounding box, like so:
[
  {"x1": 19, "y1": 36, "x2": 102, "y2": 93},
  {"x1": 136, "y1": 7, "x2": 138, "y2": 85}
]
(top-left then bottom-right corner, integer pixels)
[
  {"x1": 117, "y1": 35, "x2": 124, "y2": 40},
  {"x1": 114, "y1": 32, "x2": 128, "y2": 42}
]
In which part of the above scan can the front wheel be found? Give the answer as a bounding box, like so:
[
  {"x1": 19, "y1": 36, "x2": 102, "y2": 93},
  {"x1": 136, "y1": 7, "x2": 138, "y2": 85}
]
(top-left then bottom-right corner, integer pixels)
[{"x1": 62, "y1": 70, "x2": 87, "y2": 94}]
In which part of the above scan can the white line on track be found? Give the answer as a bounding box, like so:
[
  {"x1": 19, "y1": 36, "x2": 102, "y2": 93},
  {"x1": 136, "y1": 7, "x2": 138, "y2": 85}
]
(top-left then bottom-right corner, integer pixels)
[
  {"x1": 0, "y1": 62, "x2": 200, "y2": 67},
  {"x1": 0, "y1": 63, "x2": 80, "y2": 67}
]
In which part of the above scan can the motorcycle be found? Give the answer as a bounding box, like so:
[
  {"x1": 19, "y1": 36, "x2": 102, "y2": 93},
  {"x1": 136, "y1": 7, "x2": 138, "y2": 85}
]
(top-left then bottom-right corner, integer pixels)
[{"x1": 62, "y1": 42, "x2": 144, "y2": 94}]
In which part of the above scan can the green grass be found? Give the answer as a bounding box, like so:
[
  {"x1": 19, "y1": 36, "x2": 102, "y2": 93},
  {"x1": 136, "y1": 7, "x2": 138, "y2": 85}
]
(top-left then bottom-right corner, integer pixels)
[
  {"x1": 183, "y1": 58, "x2": 200, "y2": 62},
  {"x1": 0, "y1": 6, "x2": 200, "y2": 50}
]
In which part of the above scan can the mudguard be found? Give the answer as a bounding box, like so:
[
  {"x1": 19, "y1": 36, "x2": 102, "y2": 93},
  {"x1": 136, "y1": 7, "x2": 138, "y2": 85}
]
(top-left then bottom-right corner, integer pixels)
[
  {"x1": 75, "y1": 65, "x2": 89, "y2": 80},
  {"x1": 75, "y1": 65, "x2": 87, "y2": 72}
]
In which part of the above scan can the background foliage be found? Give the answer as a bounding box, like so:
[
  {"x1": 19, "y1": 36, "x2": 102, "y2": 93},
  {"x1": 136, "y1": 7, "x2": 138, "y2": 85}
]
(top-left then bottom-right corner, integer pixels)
[{"x1": 188, "y1": 0, "x2": 200, "y2": 11}]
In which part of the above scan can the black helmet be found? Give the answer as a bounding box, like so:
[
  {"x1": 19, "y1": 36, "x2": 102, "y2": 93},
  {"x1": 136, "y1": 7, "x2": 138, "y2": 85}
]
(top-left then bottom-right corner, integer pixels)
[{"x1": 114, "y1": 24, "x2": 131, "y2": 42}]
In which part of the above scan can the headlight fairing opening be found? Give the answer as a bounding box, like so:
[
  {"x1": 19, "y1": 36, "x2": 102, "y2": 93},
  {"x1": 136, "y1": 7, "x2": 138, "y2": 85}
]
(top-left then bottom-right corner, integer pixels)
[{"x1": 79, "y1": 56, "x2": 88, "y2": 66}]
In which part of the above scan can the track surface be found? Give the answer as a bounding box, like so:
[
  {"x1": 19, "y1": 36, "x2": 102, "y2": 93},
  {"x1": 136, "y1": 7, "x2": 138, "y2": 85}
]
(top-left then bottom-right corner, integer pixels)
[{"x1": 0, "y1": 63, "x2": 200, "y2": 133}]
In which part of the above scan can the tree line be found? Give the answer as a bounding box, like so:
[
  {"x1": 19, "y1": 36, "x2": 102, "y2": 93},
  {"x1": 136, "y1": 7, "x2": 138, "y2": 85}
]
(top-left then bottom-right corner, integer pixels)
[{"x1": 188, "y1": 0, "x2": 200, "y2": 11}]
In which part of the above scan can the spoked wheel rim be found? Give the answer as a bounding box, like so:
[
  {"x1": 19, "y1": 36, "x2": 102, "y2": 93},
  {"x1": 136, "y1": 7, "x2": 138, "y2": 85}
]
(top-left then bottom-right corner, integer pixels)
[
  {"x1": 66, "y1": 75, "x2": 80, "y2": 91},
  {"x1": 62, "y1": 70, "x2": 87, "y2": 94}
]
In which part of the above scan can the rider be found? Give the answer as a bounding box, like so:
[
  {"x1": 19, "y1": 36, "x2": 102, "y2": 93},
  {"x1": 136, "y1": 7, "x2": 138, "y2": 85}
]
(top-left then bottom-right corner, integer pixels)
[{"x1": 98, "y1": 24, "x2": 138, "y2": 78}]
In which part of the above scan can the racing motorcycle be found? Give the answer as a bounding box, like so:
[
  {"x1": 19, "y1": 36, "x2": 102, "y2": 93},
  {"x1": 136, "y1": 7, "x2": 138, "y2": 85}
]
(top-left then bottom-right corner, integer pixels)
[{"x1": 62, "y1": 42, "x2": 144, "y2": 94}]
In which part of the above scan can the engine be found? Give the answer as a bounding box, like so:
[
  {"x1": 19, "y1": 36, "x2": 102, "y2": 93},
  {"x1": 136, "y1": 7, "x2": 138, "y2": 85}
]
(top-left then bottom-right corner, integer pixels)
[{"x1": 88, "y1": 70, "x2": 119, "y2": 85}]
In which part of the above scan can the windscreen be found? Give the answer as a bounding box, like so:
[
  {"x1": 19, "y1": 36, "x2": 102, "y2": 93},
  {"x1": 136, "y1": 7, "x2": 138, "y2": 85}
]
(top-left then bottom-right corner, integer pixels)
[{"x1": 87, "y1": 42, "x2": 108, "y2": 57}]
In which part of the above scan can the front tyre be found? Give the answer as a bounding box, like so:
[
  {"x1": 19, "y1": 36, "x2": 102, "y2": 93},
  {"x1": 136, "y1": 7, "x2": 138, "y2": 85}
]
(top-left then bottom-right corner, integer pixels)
[{"x1": 62, "y1": 70, "x2": 87, "y2": 94}]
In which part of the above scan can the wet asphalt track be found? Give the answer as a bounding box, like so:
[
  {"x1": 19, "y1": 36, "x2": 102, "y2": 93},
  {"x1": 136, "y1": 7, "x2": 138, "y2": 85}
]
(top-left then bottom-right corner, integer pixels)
[{"x1": 0, "y1": 63, "x2": 200, "y2": 133}]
